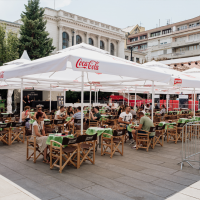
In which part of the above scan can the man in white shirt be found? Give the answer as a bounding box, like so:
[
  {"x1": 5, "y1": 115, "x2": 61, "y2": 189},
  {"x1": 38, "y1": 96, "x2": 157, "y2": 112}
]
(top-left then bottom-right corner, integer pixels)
[
  {"x1": 55, "y1": 106, "x2": 67, "y2": 120},
  {"x1": 118, "y1": 106, "x2": 133, "y2": 143}
]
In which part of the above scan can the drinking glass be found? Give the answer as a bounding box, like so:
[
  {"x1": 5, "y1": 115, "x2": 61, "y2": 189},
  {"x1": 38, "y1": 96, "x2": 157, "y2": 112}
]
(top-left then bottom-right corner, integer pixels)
[{"x1": 55, "y1": 126, "x2": 58, "y2": 134}]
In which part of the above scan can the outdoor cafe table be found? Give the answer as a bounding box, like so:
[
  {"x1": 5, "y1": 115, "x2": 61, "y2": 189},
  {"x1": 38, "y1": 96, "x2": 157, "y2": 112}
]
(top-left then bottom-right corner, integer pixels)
[
  {"x1": 178, "y1": 118, "x2": 196, "y2": 123},
  {"x1": 30, "y1": 112, "x2": 35, "y2": 117},
  {"x1": 169, "y1": 111, "x2": 181, "y2": 115},
  {"x1": 99, "y1": 109, "x2": 106, "y2": 114},
  {"x1": 100, "y1": 115, "x2": 110, "y2": 121},
  {"x1": 66, "y1": 117, "x2": 72, "y2": 122},
  {"x1": 83, "y1": 110, "x2": 87, "y2": 114},
  {"x1": 46, "y1": 134, "x2": 74, "y2": 147},
  {"x1": 127, "y1": 124, "x2": 139, "y2": 132},
  {"x1": 158, "y1": 121, "x2": 176, "y2": 129}
]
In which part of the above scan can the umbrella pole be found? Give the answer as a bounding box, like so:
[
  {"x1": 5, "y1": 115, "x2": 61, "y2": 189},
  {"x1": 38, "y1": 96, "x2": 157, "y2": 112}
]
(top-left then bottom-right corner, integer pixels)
[
  {"x1": 128, "y1": 89, "x2": 129, "y2": 106},
  {"x1": 95, "y1": 86, "x2": 96, "y2": 104},
  {"x1": 194, "y1": 88, "x2": 195, "y2": 118},
  {"x1": 135, "y1": 86, "x2": 137, "y2": 110},
  {"x1": 20, "y1": 78, "x2": 23, "y2": 122},
  {"x1": 167, "y1": 90, "x2": 169, "y2": 113},
  {"x1": 50, "y1": 84, "x2": 51, "y2": 112},
  {"x1": 63, "y1": 90, "x2": 66, "y2": 106},
  {"x1": 123, "y1": 91, "x2": 124, "y2": 105},
  {"x1": 90, "y1": 84, "x2": 91, "y2": 118},
  {"x1": 97, "y1": 89, "x2": 98, "y2": 104},
  {"x1": 152, "y1": 81, "x2": 154, "y2": 122},
  {"x1": 81, "y1": 71, "x2": 84, "y2": 135}
]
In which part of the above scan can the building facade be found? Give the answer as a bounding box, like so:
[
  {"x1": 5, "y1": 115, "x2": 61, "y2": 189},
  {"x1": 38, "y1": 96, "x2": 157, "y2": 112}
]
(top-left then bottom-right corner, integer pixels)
[
  {"x1": 127, "y1": 16, "x2": 200, "y2": 62},
  {"x1": 14, "y1": 7, "x2": 125, "y2": 58}
]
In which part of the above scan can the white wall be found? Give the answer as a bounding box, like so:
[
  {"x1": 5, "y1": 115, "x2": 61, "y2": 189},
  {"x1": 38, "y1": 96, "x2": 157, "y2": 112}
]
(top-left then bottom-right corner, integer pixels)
[{"x1": 43, "y1": 91, "x2": 63, "y2": 101}]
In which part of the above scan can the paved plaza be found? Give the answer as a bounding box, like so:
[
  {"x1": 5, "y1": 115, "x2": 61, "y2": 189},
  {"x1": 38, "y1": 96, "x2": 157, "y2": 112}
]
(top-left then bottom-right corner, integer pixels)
[{"x1": 0, "y1": 141, "x2": 200, "y2": 200}]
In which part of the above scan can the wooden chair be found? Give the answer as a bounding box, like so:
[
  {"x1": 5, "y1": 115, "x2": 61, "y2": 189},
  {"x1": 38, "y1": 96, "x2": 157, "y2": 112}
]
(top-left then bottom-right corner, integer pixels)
[
  {"x1": 101, "y1": 129, "x2": 125, "y2": 158},
  {"x1": 89, "y1": 120, "x2": 99, "y2": 127},
  {"x1": 10, "y1": 122, "x2": 26, "y2": 144},
  {"x1": 50, "y1": 136, "x2": 81, "y2": 173},
  {"x1": 26, "y1": 136, "x2": 44, "y2": 163},
  {"x1": 167, "y1": 123, "x2": 185, "y2": 144},
  {"x1": 79, "y1": 134, "x2": 97, "y2": 167},
  {"x1": 0, "y1": 123, "x2": 10, "y2": 145},
  {"x1": 53, "y1": 119, "x2": 65, "y2": 132},
  {"x1": 136, "y1": 127, "x2": 156, "y2": 152},
  {"x1": 154, "y1": 125, "x2": 165, "y2": 148},
  {"x1": 44, "y1": 120, "x2": 54, "y2": 134}
]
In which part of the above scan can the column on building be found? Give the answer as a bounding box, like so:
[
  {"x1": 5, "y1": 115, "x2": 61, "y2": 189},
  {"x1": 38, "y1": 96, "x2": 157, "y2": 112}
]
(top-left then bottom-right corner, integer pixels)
[
  {"x1": 118, "y1": 39, "x2": 125, "y2": 59},
  {"x1": 97, "y1": 35, "x2": 100, "y2": 48},
  {"x1": 72, "y1": 29, "x2": 76, "y2": 46},
  {"x1": 58, "y1": 25, "x2": 63, "y2": 50},
  {"x1": 107, "y1": 38, "x2": 111, "y2": 54},
  {"x1": 85, "y1": 32, "x2": 88, "y2": 44}
]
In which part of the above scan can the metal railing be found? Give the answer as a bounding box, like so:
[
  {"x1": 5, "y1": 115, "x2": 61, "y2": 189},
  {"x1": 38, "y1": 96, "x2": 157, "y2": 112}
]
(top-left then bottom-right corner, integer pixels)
[{"x1": 180, "y1": 122, "x2": 200, "y2": 170}]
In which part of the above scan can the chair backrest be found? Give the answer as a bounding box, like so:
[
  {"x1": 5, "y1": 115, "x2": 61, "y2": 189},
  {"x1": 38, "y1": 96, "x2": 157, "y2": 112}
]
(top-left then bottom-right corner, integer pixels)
[
  {"x1": 44, "y1": 120, "x2": 53, "y2": 125},
  {"x1": 62, "y1": 137, "x2": 79, "y2": 145},
  {"x1": 74, "y1": 118, "x2": 85, "y2": 124},
  {"x1": 113, "y1": 129, "x2": 126, "y2": 136},
  {"x1": 177, "y1": 123, "x2": 185, "y2": 127},
  {"x1": 168, "y1": 112, "x2": 173, "y2": 115},
  {"x1": 14, "y1": 114, "x2": 19, "y2": 118},
  {"x1": 0, "y1": 114, "x2": 8, "y2": 118},
  {"x1": 9, "y1": 114, "x2": 14, "y2": 117},
  {"x1": 156, "y1": 125, "x2": 165, "y2": 131},
  {"x1": 149, "y1": 127, "x2": 156, "y2": 132},
  {"x1": 109, "y1": 115, "x2": 115, "y2": 120},
  {"x1": 11, "y1": 122, "x2": 25, "y2": 127},
  {"x1": 79, "y1": 133, "x2": 97, "y2": 142},
  {"x1": 54, "y1": 119, "x2": 65, "y2": 125},
  {"x1": 0, "y1": 123, "x2": 11, "y2": 128}
]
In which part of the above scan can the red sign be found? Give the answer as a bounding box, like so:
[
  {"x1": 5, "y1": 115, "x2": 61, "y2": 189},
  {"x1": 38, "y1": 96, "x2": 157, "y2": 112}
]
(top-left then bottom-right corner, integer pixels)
[
  {"x1": 0, "y1": 71, "x2": 4, "y2": 79},
  {"x1": 76, "y1": 58, "x2": 99, "y2": 70},
  {"x1": 174, "y1": 78, "x2": 182, "y2": 85},
  {"x1": 92, "y1": 82, "x2": 100, "y2": 84}
]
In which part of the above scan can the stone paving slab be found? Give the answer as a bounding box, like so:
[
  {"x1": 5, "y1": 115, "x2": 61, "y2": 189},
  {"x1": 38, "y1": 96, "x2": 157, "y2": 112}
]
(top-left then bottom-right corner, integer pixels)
[{"x1": 0, "y1": 140, "x2": 200, "y2": 199}]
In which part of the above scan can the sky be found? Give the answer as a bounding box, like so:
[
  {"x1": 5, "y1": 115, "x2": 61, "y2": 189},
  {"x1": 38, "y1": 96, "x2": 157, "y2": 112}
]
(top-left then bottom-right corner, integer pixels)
[{"x1": 0, "y1": 0, "x2": 200, "y2": 30}]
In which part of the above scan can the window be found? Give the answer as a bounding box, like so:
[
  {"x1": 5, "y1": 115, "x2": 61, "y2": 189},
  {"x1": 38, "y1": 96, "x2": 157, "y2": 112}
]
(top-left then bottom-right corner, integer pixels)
[
  {"x1": 150, "y1": 31, "x2": 161, "y2": 37},
  {"x1": 88, "y1": 38, "x2": 93, "y2": 45},
  {"x1": 177, "y1": 25, "x2": 187, "y2": 31},
  {"x1": 110, "y1": 43, "x2": 114, "y2": 55},
  {"x1": 133, "y1": 46, "x2": 138, "y2": 51},
  {"x1": 76, "y1": 35, "x2": 82, "y2": 44},
  {"x1": 100, "y1": 40, "x2": 104, "y2": 50},
  {"x1": 163, "y1": 50, "x2": 167, "y2": 54},
  {"x1": 140, "y1": 44, "x2": 147, "y2": 50},
  {"x1": 62, "y1": 32, "x2": 69, "y2": 49},
  {"x1": 130, "y1": 37, "x2": 138, "y2": 42},
  {"x1": 125, "y1": 56, "x2": 128, "y2": 60},
  {"x1": 136, "y1": 58, "x2": 140, "y2": 63},
  {"x1": 140, "y1": 35, "x2": 147, "y2": 40},
  {"x1": 162, "y1": 29, "x2": 171, "y2": 34}
]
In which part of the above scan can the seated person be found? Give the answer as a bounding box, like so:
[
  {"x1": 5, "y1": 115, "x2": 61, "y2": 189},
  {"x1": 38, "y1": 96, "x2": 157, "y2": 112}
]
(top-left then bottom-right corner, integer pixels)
[
  {"x1": 67, "y1": 106, "x2": 74, "y2": 117},
  {"x1": 32, "y1": 112, "x2": 49, "y2": 163},
  {"x1": 90, "y1": 106, "x2": 101, "y2": 121},
  {"x1": 118, "y1": 106, "x2": 133, "y2": 143},
  {"x1": 33, "y1": 107, "x2": 47, "y2": 120},
  {"x1": 111, "y1": 103, "x2": 116, "y2": 110},
  {"x1": 130, "y1": 106, "x2": 137, "y2": 119},
  {"x1": 131, "y1": 112, "x2": 155, "y2": 148},
  {"x1": 159, "y1": 105, "x2": 166, "y2": 115},
  {"x1": 22, "y1": 106, "x2": 31, "y2": 129},
  {"x1": 55, "y1": 106, "x2": 67, "y2": 120},
  {"x1": 106, "y1": 103, "x2": 111, "y2": 110},
  {"x1": 22, "y1": 106, "x2": 31, "y2": 121},
  {"x1": 68, "y1": 106, "x2": 84, "y2": 126}
]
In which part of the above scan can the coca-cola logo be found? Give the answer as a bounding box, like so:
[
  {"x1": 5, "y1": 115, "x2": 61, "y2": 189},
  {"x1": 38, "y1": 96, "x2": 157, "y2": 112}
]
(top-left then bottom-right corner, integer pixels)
[
  {"x1": 0, "y1": 71, "x2": 4, "y2": 79},
  {"x1": 174, "y1": 78, "x2": 182, "y2": 85},
  {"x1": 76, "y1": 58, "x2": 99, "y2": 71}
]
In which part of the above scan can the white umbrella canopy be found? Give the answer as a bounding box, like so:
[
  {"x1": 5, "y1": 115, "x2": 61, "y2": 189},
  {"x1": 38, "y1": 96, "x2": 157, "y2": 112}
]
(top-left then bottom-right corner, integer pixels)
[
  {"x1": 3, "y1": 50, "x2": 31, "y2": 65},
  {"x1": 0, "y1": 43, "x2": 171, "y2": 83},
  {"x1": 143, "y1": 61, "x2": 200, "y2": 88}
]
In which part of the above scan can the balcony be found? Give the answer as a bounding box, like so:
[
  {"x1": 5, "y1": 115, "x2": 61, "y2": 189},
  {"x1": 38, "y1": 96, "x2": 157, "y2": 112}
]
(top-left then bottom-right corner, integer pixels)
[
  {"x1": 150, "y1": 43, "x2": 172, "y2": 51},
  {"x1": 127, "y1": 38, "x2": 148, "y2": 45},
  {"x1": 172, "y1": 49, "x2": 200, "y2": 58},
  {"x1": 171, "y1": 39, "x2": 200, "y2": 48},
  {"x1": 156, "y1": 53, "x2": 172, "y2": 60}
]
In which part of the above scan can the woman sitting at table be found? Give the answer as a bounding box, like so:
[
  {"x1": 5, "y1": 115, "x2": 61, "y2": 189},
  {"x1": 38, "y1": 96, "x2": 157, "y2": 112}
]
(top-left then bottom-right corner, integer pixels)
[
  {"x1": 157, "y1": 105, "x2": 166, "y2": 116},
  {"x1": 32, "y1": 112, "x2": 49, "y2": 163},
  {"x1": 67, "y1": 106, "x2": 74, "y2": 117},
  {"x1": 22, "y1": 106, "x2": 31, "y2": 128},
  {"x1": 33, "y1": 107, "x2": 47, "y2": 120}
]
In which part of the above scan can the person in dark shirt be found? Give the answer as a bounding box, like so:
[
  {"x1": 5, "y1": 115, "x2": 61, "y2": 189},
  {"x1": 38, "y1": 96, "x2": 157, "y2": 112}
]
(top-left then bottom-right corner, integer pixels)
[
  {"x1": 67, "y1": 106, "x2": 74, "y2": 116},
  {"x1": 90, "y1": 106, "x2": 101, "y2": 120},
  {"x1": 26, "y1": 95, "x2": 33, "y2": 107}
]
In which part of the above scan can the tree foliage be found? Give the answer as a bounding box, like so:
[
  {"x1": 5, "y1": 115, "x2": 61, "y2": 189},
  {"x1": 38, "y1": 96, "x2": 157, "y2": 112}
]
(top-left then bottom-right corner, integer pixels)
[
  {"x1": 18, "y1": 0, "x2": 55, "y2": 60},
  {"x1": 0, "y1": 24, "x2": 19, "y2": 66}
]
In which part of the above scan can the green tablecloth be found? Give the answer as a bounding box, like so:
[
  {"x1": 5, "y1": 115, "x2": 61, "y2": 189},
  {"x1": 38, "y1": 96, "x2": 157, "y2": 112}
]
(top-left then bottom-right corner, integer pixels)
[
  {"x1": 66, "y1": 117, "x2": 72, "y2": 122},
  {"x1": 127, "y1": 124, "x2": 138, "y2": 132},
  {"x1": 193, "y1": 116, "x2": 200, "y2": 121},
  {"x1": 169, "y1": 111, "x2": 181, "y2": 114},
  {"x1": 100, "y1": 115, "x2": 109, "y2": 121},
  {"x1": 46, "y1": 134, "x2": 74, "y2": 147},
  {"x1": 99, "y1": 109, "x2": 106, "y2": 114},
  {"x1": 178, "y1": 118, "x2": 188, "y2": 123},
  {"x1": 86, "y1": 127, "x2": 113, "y2": 138},
  {"x1": 145, "y1": 113, "x2": 150, "y2": 116},
  {"x1": 159, "y1": 121, "x2": 176, "y2": 129},
  {"x1": 44, "y1": 119, "x2": 50, "y2": 121},
  {"x1": 30, "y1": 112, "x2": 35, "y2": 117},
  {"x1": 1, "y1": 113, "x2": 9, "y2": 115},
  {"x1": 83, "y1": 110, "x2": 87, "y2": 114}
]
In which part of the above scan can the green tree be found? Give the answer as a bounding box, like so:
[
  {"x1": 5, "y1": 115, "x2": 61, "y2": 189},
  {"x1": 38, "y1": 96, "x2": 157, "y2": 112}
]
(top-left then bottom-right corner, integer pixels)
[
  {"x1": 0, "y1": 23, "x2": 19, "y2": 66},
  {"x1": 18, "y1": 0, "x2": 55, "y2": 60}
]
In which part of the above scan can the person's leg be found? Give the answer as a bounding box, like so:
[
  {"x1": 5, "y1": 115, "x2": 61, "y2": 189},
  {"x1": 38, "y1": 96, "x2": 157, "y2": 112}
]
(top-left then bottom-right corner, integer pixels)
[
  {"x1": 43, "y1": 147, "x2": 47, "y2": 160},
  {"x1": 126, "y1": 125, "x2": 133, "y2": 140},
  {"x1": 132, "y1": 129, "x2": 136, "y2": 141}
]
